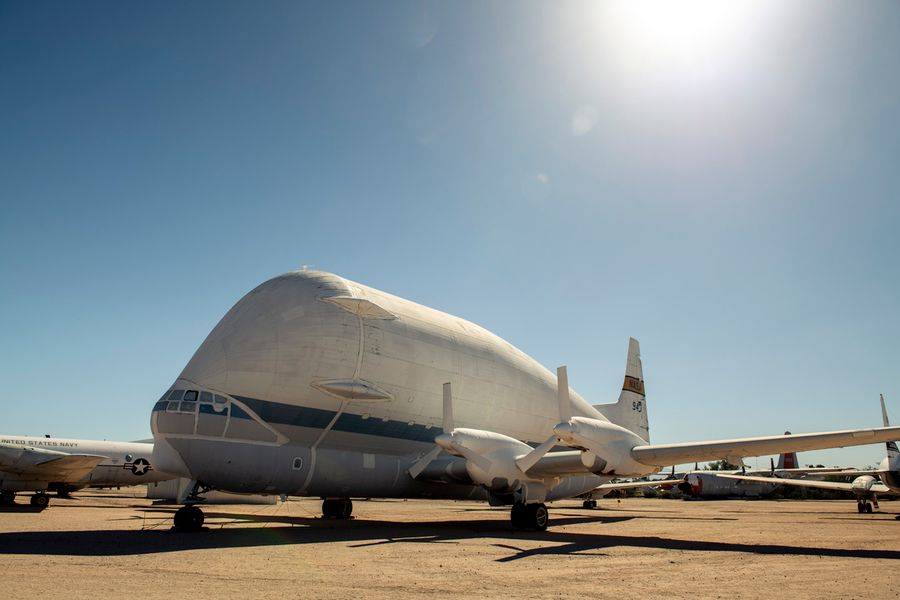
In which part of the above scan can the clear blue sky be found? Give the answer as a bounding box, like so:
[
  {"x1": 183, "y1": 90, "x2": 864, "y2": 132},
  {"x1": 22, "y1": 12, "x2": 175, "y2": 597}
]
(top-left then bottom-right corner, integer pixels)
[{"x1": 1, "y1": 1, "x2": 898, "y2": 469}]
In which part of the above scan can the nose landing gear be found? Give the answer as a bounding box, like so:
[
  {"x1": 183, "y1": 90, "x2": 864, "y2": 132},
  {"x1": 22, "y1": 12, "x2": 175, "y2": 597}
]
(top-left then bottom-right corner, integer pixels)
[
  {"x1": 322, "y1": 498, "x2": 353, "y2": 519},
  {"x1": 173, "y1": 505, "x2": 206, "y2": 530},
  {"x1": 172, "y1": 480, "x2": 211, "y2": 531}
]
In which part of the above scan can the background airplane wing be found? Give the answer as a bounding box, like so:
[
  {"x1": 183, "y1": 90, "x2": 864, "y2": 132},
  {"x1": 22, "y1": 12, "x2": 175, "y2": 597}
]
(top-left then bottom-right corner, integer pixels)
[
  {"x1": 715, "y1": 473, "x2": 892, "y2": 494},
  {"x1": 590, "y1": 479, "x2": 682, "y2": 493},
  {"x1": 630, "y1": 426, "x2": 900, "y2": 467},
  {"x1": 0, "y1": 443, "x2": 106, "y2": 481}
]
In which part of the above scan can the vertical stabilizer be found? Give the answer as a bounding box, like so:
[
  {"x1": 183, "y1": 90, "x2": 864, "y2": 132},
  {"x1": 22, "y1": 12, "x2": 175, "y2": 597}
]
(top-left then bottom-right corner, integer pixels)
[
  {"x1": 593, "y1": 338, "x2": 650, "y2": 442},
  {"x1": 882, "y1": 394, "x2": 899, "y2": 466},
  {"x1": 776, "y1": 431, "x2": 798, "y2": 470}
]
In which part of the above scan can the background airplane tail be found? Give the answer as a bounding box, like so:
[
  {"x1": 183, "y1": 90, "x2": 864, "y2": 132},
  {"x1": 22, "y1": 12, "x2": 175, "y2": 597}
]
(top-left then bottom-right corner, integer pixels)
[
  {"x1": 593, "y1": 337, "x2": 650, "y2": 442},
  {"x1": 776, "y1": 432, "x2": 798, "y2": 469},
  {"x1": 881, "y1": 394, "x2": 899, "y2": 468}
]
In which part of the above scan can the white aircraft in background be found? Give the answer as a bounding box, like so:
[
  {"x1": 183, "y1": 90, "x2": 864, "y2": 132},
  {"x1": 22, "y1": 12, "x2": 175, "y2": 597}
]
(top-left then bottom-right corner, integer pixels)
[
  {"x1": 149, "y1": 270, "x2": 900, "y2": 531},
  {"x1": 716, "y1": 395, "x2": 900, "y2": 513},
  {"x1": 674, "y1": 442, "x2": 851, "y2": 499},
  {"x1": 0, "y1": 435, "x2": 173, "y2": 507}
]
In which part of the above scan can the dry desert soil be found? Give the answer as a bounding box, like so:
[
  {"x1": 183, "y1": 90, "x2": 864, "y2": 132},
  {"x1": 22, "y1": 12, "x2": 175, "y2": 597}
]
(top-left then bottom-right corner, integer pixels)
[{"x1": 0, "y1": 490, "x2": 898, "y2": 599}]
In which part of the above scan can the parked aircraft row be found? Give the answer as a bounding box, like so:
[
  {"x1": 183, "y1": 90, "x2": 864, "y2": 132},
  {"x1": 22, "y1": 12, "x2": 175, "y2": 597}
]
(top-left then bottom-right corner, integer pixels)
[
  {"x1": 143, "y1": 269, "x2": 900, "y2": 531},
  {"x1": 0, "y1": 435, "x2": 172, "y2": 507},
  {"x1": 718, "y1": 395, "x2": 900, "y2": 513}
]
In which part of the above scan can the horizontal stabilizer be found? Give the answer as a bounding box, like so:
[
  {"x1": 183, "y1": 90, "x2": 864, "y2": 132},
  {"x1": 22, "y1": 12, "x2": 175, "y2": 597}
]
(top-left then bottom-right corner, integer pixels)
[{"x1": 631, "y1": 425, "x2": 900, "y2": 467}]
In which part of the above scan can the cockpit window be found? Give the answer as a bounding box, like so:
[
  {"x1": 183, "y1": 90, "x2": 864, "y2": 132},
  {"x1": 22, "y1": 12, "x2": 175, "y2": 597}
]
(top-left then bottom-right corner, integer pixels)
[
  {"x1": 158, "y1": 391, "x2": 169, "y2": 402},
  {"x1": 167, "y1": 390, "x2": 185, "y2": 402},
  {"x1": 184, "y1": 390, "x2": 198, "y2": 402},
  {"x1": 199, "y1": 391, "x2": 213, "y2": 403},
  {"x1": 180, "y1": 401, "x2": 197, "y2": 413},
  {"x1": 166, "y1": 401, "x2": 180, "y2": 412},
  {"x1": 213, "y1": 394, "x2": 227, "y2": 404}
]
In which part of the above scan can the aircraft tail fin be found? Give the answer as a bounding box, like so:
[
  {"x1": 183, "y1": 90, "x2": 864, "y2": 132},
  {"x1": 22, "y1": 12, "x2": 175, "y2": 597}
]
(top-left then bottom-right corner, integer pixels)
[
  {"x1": 882, "y1": 394, "x2": 899, "y2": 466},
  {"x1": 593, "y1": 338, "x2": 650, "y2": 442},
  {"x1": 776, "y1": 432, "x2": 798, "y2": 470}
]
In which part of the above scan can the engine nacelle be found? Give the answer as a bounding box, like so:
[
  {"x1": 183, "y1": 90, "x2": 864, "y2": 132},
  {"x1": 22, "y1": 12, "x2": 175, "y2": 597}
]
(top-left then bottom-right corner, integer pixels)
[
  {"x1": 851, "y1": 475, "x2": 878, "y2": 495},
  {"x1": 554, "y1": 417, "x2": 655, "y2": 477},
  {"x1": 436, "y1": 428, "x2": 547, "y2": 498}
]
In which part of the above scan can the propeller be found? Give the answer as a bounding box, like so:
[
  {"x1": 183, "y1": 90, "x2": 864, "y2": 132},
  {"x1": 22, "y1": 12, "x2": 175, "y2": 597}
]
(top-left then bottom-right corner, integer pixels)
[
  {"x1": 516, "y1": 366, "x2": 570, "y2": 473},
  {"x1": 408, "y1": 382, "x2": 491, "y2": 479}
]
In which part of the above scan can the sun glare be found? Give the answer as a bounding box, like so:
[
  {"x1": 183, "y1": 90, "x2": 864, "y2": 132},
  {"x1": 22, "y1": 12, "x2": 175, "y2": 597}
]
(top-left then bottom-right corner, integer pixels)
[{"x1": 599, "y1": 0, "x2": 764, "y2": 65}]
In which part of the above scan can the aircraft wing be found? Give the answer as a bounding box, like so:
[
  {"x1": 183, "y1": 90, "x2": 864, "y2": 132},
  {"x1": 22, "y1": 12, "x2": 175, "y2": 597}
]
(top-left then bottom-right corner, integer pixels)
[
  {"x1": 630, "y1": 426, "x2": 900, "y2": 468},
  {"x1": 802, "y1": 469, "x2": 880, "y2": 477},
  {"x1": 590, "y1": 479, "x2": 682, "y2": 493},
  {"x1": 0, "y1": 443, "x2": 106, "y2": 481},
  {"x1": 715, "y1": 473, "x2": 893, "y2": 495}
]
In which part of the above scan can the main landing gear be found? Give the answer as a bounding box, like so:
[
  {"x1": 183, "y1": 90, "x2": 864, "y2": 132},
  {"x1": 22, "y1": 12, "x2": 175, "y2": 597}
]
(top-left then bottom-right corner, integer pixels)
[
  {"x1": 322, "y1": 498, "x2": 353, "y2": 519},
  {"x1": 1, "y1": 491, "x2": 16, "y2": 505},
  {"x1": 30, "y1": 493, "x2": 50, "y2": 508},
  {"x1": 510, "y1": 502, "x2": 549, "y2": 531},
  {"x1": 582, "y1": 499, "x2": 598, "y2": 510},
  {"x1": 857, "y1": 500, "x2": 875, "y2": 513}
]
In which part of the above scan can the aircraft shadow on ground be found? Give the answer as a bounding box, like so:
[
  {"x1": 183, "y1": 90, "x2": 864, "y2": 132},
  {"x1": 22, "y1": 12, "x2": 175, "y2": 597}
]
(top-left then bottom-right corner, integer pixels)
[{"x1": 1, "y1": 510, "x2": 899, "y2": 562}]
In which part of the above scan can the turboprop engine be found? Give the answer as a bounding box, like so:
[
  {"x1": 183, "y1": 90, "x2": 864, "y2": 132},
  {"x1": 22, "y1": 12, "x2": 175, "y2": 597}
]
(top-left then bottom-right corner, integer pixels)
[
  {"x1": 851, "y1": 474, "x2": 879, "y2": 495},
  {"x1": 554, "y1": 417, "x2": 653, "y2": 476},
  {"x1": 409, "y1": 383, "x2": 550, "y2": 502},
  {"x1": 515, "y1": 366, "x2": 656, "y2": 478},
  {"x1": 409, "y1": 365, "x2": 657, "y2": 504}
]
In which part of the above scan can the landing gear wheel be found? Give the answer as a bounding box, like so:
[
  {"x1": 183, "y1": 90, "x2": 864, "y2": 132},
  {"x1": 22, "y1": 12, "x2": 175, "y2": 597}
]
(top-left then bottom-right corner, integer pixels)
[
  {"x1": 865, "y1": 502, "x2": 874, "y2": 514},
  {"x1": 322, "y1": 498, "x2": 353, "y2": 519},
  {"x1": 30, "y1": 493, "x2": 50, "y2": 508},
  {"x1": 173, "y1": 505, "x2": 205, "y2": 531},
  {"x1": 857, "y1": 502, "x2": 865, "y2": 513},
  {"x1": 583, "y1": 499, "x2": 597, "y2": 509},
  {"x1": 1, "y1": 491, "x2": 15, "y2": 505},
  {"x1": 511, "y1": 503, "x2": 549, "y2": 531}
]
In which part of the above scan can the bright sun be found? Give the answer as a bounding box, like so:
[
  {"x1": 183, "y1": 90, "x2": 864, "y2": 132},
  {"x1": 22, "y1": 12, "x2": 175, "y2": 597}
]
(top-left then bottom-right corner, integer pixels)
[{"x1": 598, "y1": 0, "x2": 765, "y2": 64}]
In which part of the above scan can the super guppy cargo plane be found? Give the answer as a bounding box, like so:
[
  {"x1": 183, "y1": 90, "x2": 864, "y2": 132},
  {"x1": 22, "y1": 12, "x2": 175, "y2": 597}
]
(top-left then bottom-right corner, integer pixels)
[{"x1": 151, "y1": 270, "x2": 900, "y2": 531}]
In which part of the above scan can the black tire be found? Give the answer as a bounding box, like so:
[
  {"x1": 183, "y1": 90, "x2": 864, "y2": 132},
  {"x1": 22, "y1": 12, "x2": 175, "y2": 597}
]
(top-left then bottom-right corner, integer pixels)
[
  {"x1": 173, "y1": 505, "x2": 205, "y2": 531},
  {"x1": 857, "y1": 503, "x2": 864, "y2": 513},
  {"x1": 865, "y1": 503, "x2": 874, "y2": 514},
  {"x1": 0, "y1": 491, "x2": 15, "y2": 505},
  {"x1": 527, "y1": 503, "x2": 549, "y2": 531},
  {"x1": 583, "y1": 500, "x2": 593, "y2": 509},
  {"x1": 510, "y1": 503, "x2": 526, "y2": 529},
  {"x1": 323, "y1": 498, "x2": 353, "y2": 519},
  {"x1": 30, "y1": 494, "x2": 49, "y2": 508},
  {"x1": 512, "y1": 503, "x2": 549, "y2": 531}
]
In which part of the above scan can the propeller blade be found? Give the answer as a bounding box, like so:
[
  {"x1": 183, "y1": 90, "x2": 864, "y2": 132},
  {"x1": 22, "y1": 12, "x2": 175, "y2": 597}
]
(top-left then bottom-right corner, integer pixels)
[
  {"x1": 557, "y1": 366, "x2": 571, "y2": 422},
  {"x1": 450, "y1": 442, "x2": 492, "y2": 472},
  {"x1": 515, "y1": 434, "x2": 558, "y2": 474},
  {"x1": 443, "y1": 382, "x2": 454, "y2": 432},
  {"x1": 408, "y1": 445, "x2": 443, "y2": 479}
]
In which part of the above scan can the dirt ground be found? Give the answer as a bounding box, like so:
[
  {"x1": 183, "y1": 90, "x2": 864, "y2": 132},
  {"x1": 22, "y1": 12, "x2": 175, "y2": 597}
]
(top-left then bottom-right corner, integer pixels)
[{"x1": 0, "y1": 490, "x2": 898, "y2": 599}]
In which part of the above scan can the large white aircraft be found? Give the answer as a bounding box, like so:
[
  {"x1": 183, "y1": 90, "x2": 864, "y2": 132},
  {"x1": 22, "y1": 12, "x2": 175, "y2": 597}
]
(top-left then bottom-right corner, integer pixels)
[
  {"x1": 150, "y1": 270, "x2": 900, "y2": 531},
  {"x1": 716, "y1": 395, "x2": 900, "y2": 513},
  {"x1": 0, "y1": 435, "x2": 173, "y2": 507}
]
